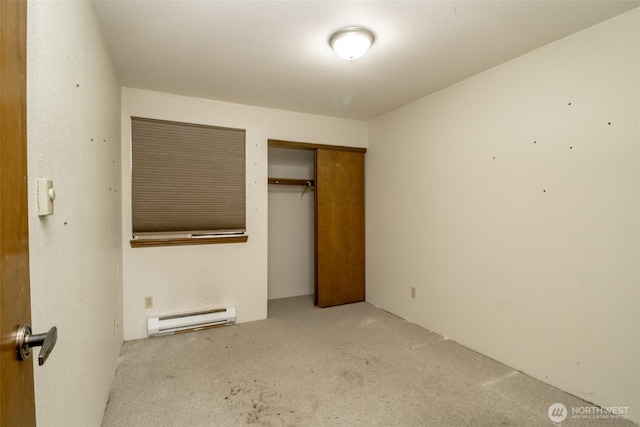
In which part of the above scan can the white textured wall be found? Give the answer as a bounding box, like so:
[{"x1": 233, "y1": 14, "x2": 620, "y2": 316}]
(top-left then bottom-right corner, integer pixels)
[
  {"x1": 122, "y1": 88, "x2": 367, "y2": 340},
  {"x1": 366, "y1": 9, "x2": 639, "y2": 423},
  {"x1": 27, "y1": 1, "x2": 123, "y2": 426},
  {"x1": 268, "y1": 148, "x2": 315, "y2": 300}
]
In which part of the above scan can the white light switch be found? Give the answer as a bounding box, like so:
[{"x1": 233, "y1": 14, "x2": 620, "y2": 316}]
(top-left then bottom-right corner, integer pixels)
[{"x1": 37, "y1": 178, "x2": 55, "y2": 216}]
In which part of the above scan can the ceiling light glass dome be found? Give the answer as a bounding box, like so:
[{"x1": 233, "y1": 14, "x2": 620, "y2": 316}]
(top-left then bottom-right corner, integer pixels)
[{"x1": 329, "y1": 27, "x2": 375, "y2": 60}]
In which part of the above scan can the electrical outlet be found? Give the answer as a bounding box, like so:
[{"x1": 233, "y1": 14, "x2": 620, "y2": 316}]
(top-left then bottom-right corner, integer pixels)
[
  {"x1": 411, "y1": 287, "x2": 416, "y2": 299},
  {"x1": 145, "y1": 296, "x2": 153, "y2": 309}
]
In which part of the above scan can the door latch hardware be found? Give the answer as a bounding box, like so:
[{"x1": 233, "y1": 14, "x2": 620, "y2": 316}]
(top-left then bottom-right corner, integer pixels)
[{"x1": 16, "y1": 324, "x2": 58, "y2": 366}]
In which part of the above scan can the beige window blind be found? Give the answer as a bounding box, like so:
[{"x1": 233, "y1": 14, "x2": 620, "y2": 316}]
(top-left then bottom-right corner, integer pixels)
[{"x1": 131, "y1": 117, "x2": 246, "y2": 238}]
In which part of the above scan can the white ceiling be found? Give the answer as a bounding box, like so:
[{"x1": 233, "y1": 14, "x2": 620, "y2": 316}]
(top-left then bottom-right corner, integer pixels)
[{"x1": 94, "y1": 0, "x2": 639, "y2": 121}]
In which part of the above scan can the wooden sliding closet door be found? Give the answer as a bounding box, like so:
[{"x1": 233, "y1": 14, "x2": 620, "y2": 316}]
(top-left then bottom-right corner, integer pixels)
[{"x1": 315, "y1": 149, "x2": 365, "y2": 308}]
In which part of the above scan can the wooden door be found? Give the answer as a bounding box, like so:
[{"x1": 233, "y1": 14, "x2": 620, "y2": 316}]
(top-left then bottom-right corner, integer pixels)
[
  {"x1": 315, "y1": 149, "x2": 365, "y2": 308},
  {"x1": 0, "y1": 0, "x2": 37, "y2": 425}
]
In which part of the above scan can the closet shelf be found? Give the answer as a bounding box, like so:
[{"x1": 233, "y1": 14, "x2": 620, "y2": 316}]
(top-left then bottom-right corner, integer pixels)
[{"x1": 268, "y1": 178, "x2": 314, "y2": 187}]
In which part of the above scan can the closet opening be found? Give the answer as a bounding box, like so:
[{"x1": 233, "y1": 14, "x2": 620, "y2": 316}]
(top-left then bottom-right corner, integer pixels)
[
  {"x1": 267, "y1": 139, "x2": 366, "y2": 310},
  {"x1": 267, "y1": 146, "x2": 315, "y2": 302}
]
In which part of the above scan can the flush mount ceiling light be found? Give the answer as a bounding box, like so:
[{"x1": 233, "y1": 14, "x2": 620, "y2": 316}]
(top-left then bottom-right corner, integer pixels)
[{"x1": 329, "y1": 27, "x2": 375, "y2": 61}]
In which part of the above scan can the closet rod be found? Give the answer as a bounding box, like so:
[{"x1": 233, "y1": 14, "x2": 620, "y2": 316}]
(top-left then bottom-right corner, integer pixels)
[{"x1": 268, "y1": 178, "x2": 314, "y2": 187}]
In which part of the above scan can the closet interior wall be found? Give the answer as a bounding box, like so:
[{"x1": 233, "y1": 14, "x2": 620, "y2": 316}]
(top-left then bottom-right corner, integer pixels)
[{"x1": 267, "y1": 147, "x2": 315, "y2": 300}]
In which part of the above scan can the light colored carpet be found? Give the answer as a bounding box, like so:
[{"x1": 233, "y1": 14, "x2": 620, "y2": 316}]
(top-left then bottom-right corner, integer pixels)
[{"x1": 102, "y1": 295, "x2": 635, "y2": 426}]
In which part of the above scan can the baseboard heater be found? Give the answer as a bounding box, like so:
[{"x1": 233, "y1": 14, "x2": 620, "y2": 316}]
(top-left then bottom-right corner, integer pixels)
[{"x1": 147, "y1": 307, "x2": 236, "y2": 336}]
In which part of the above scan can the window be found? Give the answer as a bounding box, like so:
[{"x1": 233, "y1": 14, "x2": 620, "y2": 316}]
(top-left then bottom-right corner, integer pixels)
[{"x1": 130, "y1": 117, "x2": 247, "y2": 247}]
